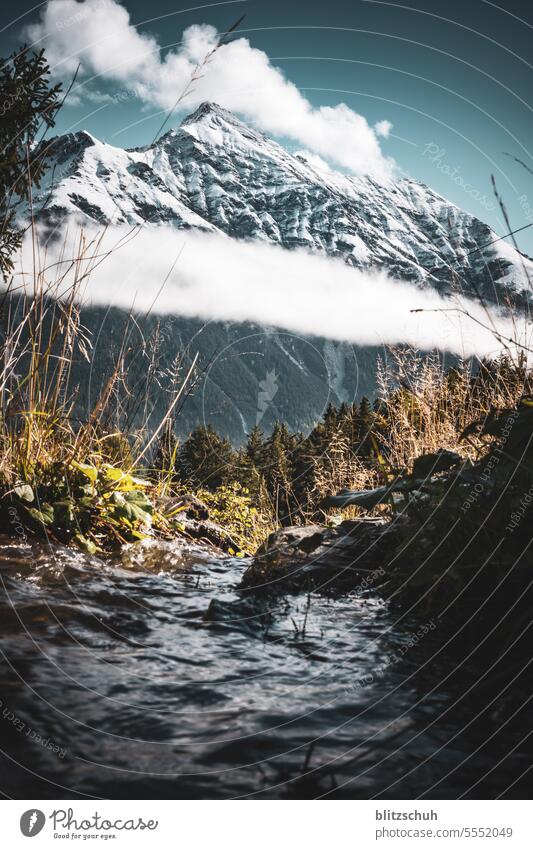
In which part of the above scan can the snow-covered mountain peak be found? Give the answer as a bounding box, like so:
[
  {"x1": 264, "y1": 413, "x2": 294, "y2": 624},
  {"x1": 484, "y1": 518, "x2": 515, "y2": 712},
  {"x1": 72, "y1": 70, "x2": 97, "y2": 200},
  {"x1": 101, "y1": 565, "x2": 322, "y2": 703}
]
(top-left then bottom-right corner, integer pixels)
[
  {"x1": 27, "y1": 105, "x2": 533, "y2": 305},
  {"x1": 21, "y1": 105, "x2": 533, "y2": 441},
  {"x1": 171, "y1": 100, "x2": 292, "y2": 166},
  {"x1": 180, "y1": 100, "x2": 255, "y2": 133}
]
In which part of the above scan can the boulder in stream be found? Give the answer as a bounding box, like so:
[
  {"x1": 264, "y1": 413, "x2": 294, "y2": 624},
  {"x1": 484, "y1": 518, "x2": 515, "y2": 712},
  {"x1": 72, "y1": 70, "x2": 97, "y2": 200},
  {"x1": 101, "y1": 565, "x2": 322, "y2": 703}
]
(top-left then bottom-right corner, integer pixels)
[{"x1": 240, "y1": 518, "x2": 400, "y2": 595}]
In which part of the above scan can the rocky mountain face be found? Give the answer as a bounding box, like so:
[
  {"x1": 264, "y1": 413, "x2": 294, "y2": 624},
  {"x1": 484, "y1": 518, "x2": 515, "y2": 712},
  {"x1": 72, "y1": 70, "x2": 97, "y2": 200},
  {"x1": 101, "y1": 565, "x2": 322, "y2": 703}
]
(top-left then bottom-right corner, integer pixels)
[{"x1": 25, "y1": 103, "x2": 532, "y2": 441}]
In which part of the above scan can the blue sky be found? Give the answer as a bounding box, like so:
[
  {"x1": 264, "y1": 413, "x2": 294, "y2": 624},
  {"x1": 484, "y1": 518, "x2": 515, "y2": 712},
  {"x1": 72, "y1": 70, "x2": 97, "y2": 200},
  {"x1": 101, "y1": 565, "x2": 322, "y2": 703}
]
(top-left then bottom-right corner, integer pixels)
[{"x1": 2, "y1": 0, "x2": 532, "y2": 250}]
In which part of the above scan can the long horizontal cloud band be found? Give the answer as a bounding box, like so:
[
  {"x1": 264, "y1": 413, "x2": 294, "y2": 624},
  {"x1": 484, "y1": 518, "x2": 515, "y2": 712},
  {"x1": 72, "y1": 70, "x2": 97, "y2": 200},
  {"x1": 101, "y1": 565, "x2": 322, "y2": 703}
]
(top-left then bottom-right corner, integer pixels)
[{"x1": 17, "y1": 225, "x2": 524, "y2": 360}]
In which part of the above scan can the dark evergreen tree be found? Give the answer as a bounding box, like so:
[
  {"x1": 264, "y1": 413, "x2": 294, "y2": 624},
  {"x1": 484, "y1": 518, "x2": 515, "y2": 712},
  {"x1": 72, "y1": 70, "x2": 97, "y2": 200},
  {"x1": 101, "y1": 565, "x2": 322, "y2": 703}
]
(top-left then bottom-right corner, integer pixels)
[
  {"x1": 354, "y1": 396, "x2": 375, "y2": 457},
  {"x1": 0, "y1": 46, "x2": 62, "y2": 276},
  {"x1": 177, "y1": 424, "x2": 236, "y2": 489},
  {"x1": 230, "y1": 425, "x2": 267, "y2": 502},
  {"x1": 322, "y1": 402, "x2": 338, "y2": 433},
  {"x1": 290, "y1": 434, "x2": 323, "y2": 521},
  {"x1": 263, "y1": 421, "x2": 294, "y2": 525},
  {"x1": 245, "y1": 424, "x2": 267, "y2": 467}
]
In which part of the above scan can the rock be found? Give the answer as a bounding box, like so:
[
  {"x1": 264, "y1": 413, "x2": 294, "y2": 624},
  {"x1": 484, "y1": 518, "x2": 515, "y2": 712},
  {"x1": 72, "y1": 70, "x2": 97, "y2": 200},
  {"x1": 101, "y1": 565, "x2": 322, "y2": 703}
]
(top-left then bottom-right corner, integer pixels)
[
  {"x1": 178, "y1": 517, "x2": 241, "y2": 554},
  {"x1": 325, "y1": 475, "x2": 429, "y2": 509},
  {"x1": 119, "y1": 537, "x2": 222, "y2": 572},
  {"x1": 256, "y1": 524, "x2": 327, "y2": 556},
  {"x1": 155, "y1": 494, "x2": 240, "y2": 554},
  {"x1": 412, "y1": 449, "x2": 463, "y2": 478},
  {"x1": 155, "y1": 494, "x2": 210, "y2": 521},
  {"x1": 320, "y1": 484, "x2": 396, "y2": 510},
  {"x1": 241, "y1": 517, "x2": 400, "y2": 595},
  {"x1": 203, "y1": 596, "x2": 271, "y2": 636}
]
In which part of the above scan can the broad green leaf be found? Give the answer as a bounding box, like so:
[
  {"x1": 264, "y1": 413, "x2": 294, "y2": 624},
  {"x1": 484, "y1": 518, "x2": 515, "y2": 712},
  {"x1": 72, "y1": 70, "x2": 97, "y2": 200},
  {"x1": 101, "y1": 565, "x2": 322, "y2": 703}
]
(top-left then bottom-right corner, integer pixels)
[
  {"x1": 124, "y1": 490, "x2": 154, "y2": 512},
  {"x1": 102, "y1": 465, "x2": 148, "y2": 491},
  {"x1": 27, "y1": 503, "x2": 54, "y2": 527},
  {"x1": 70, "y1": 461, "x2": 98, "y2": 484},
  {"x1": 73, "y1": 533, "x2": 98, "y2": 555}
]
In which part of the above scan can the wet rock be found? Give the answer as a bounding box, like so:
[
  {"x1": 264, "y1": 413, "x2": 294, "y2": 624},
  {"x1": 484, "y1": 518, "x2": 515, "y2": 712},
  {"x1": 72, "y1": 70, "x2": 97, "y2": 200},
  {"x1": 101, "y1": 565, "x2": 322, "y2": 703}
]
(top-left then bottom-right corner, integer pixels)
[
  {"x1": 411, "y1": 449, "x2": 463, "y2": 478},
  {"x1": 155, "y1": 494, "x2": 240, "y2": 554},
  {"x1": 155, "y1": 494, "x2": 210, "y2": 521},
  {"x1": 203, "y1": 596, "x2": 271, "y2": 636},
  {"x1": 176, "y1": 517, "x2": 241, "y2": 554},
  {"x1": 255, "y1": 524, "x2": 328, "y2": 556},
  {"x1": 241, "y1": 517, "x2": 399, "y2": 596},
  {"x1": 119, "y1": 537, "x2": 222, "y2": 572}
]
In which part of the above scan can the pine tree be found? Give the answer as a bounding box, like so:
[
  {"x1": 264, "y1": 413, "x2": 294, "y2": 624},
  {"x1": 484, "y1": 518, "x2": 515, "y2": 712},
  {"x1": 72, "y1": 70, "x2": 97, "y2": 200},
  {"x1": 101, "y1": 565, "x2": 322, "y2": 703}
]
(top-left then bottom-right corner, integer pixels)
[
  {"x1": 231, "y1": 425, "x2": 267, "y2": 502},
  {"x1": 263, "y1": 421, "x2": 294, "y2": 525},
  {"x1": 246, "y1": 424, "x2": 267, "y2": 467},
  {"x1": 335, "y1": 402, "x2": 354, "y2": 451},
  {"x1": 0, "y1": 46, "x2": 62, "y2": 277},
  {"x1": 290, "y1": 436, "x2": 317, "y2": 520},
  {"x1": 177, "y1": 424, "x2": 236, "y2": 489},
  {"x1": 355, "y1": 396, "x2": 375, "y2": 457},
  {"x1": 322, "y1": 402, "x2": 338, "y2": 434}
]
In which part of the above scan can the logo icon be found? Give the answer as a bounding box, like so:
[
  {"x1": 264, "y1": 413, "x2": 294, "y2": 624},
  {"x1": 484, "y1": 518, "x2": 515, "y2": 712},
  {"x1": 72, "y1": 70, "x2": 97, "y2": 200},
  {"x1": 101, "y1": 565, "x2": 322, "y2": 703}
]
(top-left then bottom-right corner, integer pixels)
[
  {"x1": 256, "y1": 368, "x2": 279, "y2": 425},
  {"x1": 20, "y1": 809, "x2": 45, "y2": 837}
]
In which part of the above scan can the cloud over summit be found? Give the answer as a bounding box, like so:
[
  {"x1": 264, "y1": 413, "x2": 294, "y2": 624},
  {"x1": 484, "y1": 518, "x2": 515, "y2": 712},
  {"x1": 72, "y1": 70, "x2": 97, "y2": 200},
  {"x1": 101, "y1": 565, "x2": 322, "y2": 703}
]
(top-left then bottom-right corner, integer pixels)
[{"x1": 26, "y1": 0, "x2": 394, "y2": 178}]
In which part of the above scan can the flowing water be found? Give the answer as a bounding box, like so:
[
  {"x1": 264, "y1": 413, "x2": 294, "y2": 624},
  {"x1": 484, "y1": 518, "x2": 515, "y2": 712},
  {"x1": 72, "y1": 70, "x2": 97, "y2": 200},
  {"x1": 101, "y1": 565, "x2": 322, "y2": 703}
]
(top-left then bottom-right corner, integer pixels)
[{"x1": 0, "y1": 536, "x2": 531, "y2": 799}]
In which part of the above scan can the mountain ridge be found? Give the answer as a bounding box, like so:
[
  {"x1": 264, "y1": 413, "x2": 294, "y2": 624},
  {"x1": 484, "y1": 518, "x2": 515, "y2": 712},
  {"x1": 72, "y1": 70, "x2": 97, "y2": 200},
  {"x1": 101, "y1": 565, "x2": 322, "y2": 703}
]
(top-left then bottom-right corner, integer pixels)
[
  {"x1": 32, "y1": 101, "x2": 532, "y2": 306},
  {"x1": 20, "y1": 103, "x2": 532, "y2": 442}
]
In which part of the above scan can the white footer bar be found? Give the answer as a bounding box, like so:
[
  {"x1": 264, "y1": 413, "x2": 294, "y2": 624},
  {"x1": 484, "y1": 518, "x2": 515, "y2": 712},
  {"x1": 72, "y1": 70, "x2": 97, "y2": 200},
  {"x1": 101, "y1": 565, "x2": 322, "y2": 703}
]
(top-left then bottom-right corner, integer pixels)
[{"x1": 2, "y1": 799, "x2": 531, "y2": 848}]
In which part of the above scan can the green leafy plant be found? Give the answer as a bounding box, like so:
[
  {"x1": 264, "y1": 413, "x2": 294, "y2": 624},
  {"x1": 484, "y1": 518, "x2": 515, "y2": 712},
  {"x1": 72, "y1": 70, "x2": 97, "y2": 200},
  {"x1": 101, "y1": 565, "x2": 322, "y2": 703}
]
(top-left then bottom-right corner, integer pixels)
[{"x1": 197, "y1": 482, "x2": 275, "y2": 554}]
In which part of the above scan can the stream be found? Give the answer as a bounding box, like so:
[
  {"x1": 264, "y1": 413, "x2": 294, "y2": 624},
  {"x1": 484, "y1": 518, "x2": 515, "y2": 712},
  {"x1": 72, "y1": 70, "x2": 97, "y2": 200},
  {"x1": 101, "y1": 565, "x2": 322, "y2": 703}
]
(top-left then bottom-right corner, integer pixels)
[{"x1": 0, "y1": 536, "x2": 531, "y2": 799}]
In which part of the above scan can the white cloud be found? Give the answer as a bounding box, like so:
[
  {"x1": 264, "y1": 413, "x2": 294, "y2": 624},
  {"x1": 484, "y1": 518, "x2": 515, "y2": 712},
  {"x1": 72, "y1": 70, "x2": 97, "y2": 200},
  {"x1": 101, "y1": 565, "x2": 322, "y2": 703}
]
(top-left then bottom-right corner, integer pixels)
[
  {"x1": 374, "y1": 119, "x2": 393, "y2": 138},
  {"x1": 18, "y1": 224, "x2": 525, "y2": 360},
  {"x1": 26, "y1": 0, "x2": 394, "y2": 178}
]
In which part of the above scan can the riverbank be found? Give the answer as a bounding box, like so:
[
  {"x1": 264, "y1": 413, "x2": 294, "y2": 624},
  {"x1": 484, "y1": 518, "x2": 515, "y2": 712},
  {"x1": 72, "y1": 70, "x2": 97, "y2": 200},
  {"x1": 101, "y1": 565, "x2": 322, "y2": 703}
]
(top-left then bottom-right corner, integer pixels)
[{"x1": 2, "y1": 396, "x2": 532, "y2": 616}]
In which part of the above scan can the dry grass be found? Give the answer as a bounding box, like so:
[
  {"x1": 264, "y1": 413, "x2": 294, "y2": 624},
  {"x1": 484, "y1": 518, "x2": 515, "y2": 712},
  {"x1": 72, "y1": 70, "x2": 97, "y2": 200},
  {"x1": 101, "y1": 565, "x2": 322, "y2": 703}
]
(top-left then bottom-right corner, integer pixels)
[
  {"x1": 305, "y1": 437, "x2": 382, "y2": 519},
  {"x1": 0, "y1": 223, "x2": 209, "y2": 552},
  {"x1": 0, "y1": 218, "x2": 530, "y2": 549},
  {"x1": 376, "y1": 348, "x2": 530, "y2": 469},
  {"x1": 297, "y1": 347, "x2": 531, "y2": 524},
  {"x1": 0, "y1": 223, "x2": 200, "y2": 481}
]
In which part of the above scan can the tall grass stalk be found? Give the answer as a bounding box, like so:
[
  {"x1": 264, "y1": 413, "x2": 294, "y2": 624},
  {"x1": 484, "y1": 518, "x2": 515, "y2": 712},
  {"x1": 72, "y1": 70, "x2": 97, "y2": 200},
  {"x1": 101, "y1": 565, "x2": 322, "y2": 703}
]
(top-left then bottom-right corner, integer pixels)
[{"x1": 0, "y1": 220, "x2": 196, "y2": 489}]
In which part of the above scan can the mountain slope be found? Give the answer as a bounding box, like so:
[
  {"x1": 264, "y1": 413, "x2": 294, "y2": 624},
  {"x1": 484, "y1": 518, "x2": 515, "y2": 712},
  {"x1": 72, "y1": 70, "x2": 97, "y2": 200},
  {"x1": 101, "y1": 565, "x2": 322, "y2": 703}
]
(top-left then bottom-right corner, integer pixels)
[
  {"x1": 22, "y1": 103, "x2": 532, "y2": 442},
  {"x1": 33, "y1": 102, "x2": 532, "y2": 305}
]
